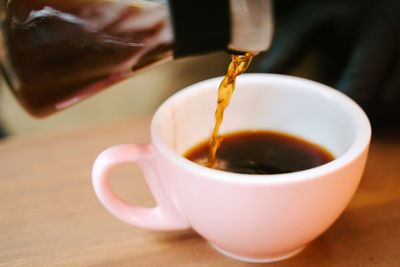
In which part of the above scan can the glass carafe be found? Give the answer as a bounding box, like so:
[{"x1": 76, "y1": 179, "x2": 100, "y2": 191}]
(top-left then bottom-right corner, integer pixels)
[{"x1": 0, "y1": 0, "x2": 273, "y2": 117}]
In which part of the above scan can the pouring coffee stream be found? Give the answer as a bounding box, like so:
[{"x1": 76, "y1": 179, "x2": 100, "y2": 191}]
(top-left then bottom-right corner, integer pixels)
[{"x1": 208, "y1": 52, "x2": 253, "y2": 168}]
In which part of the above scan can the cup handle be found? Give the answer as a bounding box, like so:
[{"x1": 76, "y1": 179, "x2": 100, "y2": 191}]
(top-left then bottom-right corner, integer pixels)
[{"x1": 92, "y1": 144, "x2": 190, "y2": 230}]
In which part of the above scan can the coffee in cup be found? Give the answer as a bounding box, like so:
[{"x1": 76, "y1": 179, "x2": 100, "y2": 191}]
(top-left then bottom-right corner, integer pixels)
[{"x1": 184, "y1": 130, "x2": 334, "y2": 174}]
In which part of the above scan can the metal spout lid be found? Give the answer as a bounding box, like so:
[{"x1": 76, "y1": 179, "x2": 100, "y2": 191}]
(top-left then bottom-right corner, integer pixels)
[
  {"x1": 228, "y1": 0, "x2": 273, "y2": 54},
  {"x1": 168, "y1": 0, "x2": 273, "y2": 58}
]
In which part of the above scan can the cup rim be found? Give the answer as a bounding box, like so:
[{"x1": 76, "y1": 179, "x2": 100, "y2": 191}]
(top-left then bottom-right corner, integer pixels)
[{"x1": 151, "y1": 73, "x2": 371, "y2": 184}]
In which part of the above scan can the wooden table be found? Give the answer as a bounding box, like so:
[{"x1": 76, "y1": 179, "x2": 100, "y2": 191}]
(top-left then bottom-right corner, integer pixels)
[{"x1": 1, "y1": 117, "x2": 399, "y2": 266}]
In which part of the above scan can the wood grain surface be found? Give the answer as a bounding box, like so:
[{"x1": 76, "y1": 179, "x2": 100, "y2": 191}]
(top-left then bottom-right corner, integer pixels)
[{"x1": 0, "y1": 118, "x2": 399, "y2": 266}]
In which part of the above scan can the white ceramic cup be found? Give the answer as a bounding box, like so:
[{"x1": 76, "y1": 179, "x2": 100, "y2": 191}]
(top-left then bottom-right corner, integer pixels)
[{"x1": 92, "y1": 74, "x2": 371, "y2": 263}]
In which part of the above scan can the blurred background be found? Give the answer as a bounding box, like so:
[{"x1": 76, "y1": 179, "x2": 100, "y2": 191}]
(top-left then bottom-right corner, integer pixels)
[{"x1": 2, "y1": 0, "x2": 399, "y2": 138}]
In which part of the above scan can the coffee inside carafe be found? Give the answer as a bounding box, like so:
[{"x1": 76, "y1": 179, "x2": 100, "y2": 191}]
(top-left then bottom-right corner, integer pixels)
[{"x1": 1, "y1": 0, "x2": 173, "y2": 116}]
